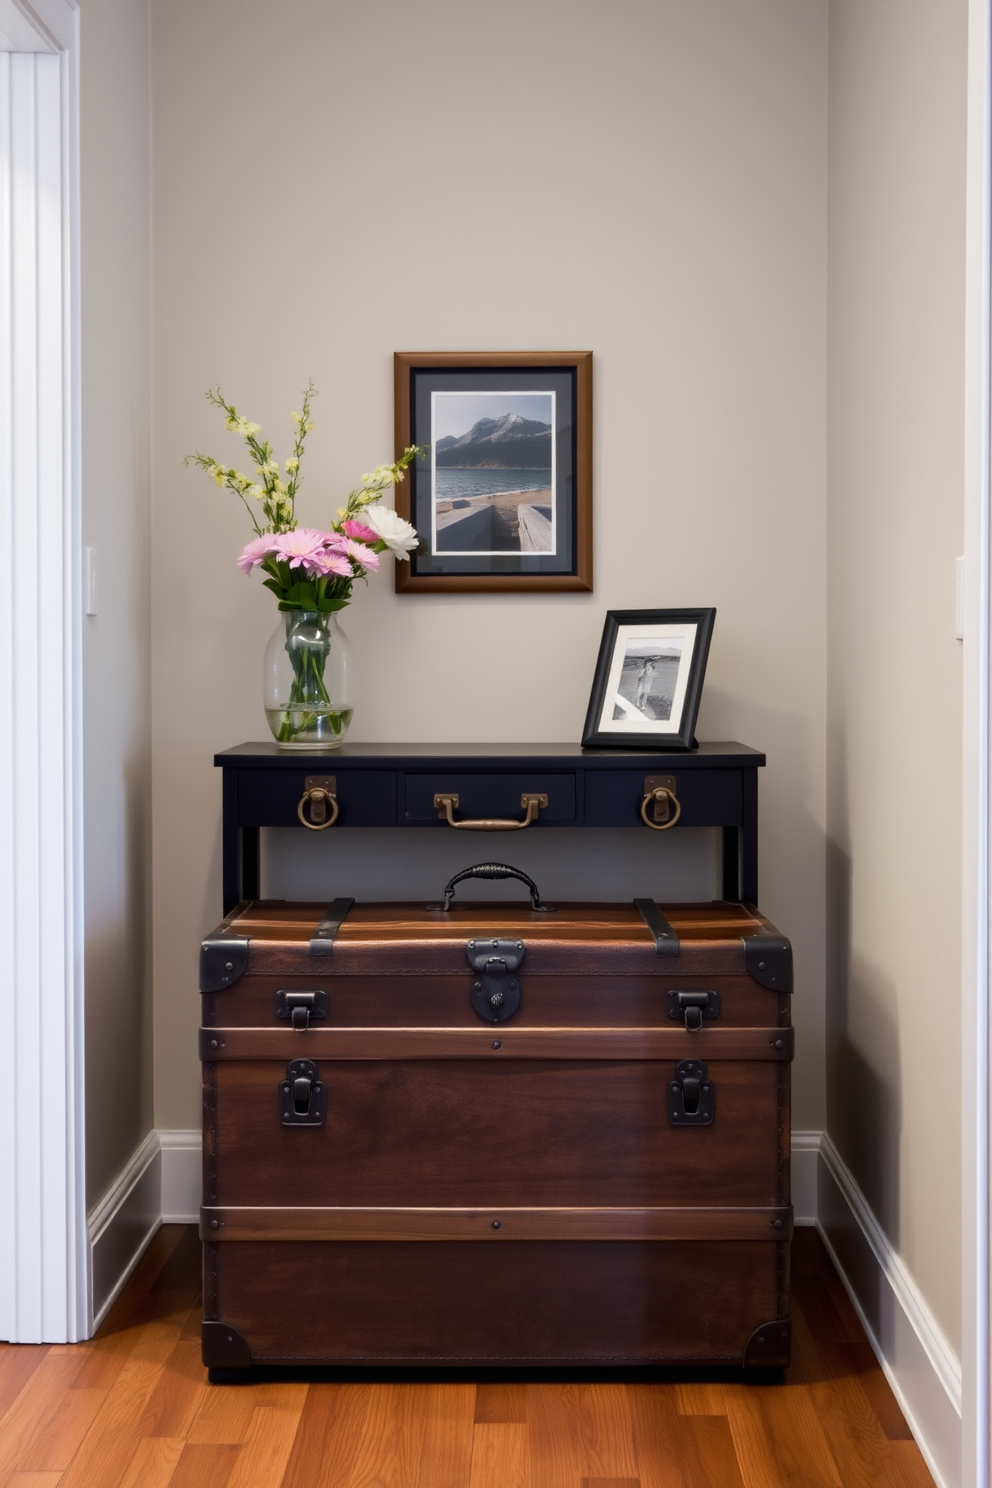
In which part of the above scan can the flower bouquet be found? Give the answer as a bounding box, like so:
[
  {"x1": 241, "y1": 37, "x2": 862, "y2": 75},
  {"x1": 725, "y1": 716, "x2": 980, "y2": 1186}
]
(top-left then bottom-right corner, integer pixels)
[{"x1": 188, "y1": 384, "x2": 419, "y2": 748}]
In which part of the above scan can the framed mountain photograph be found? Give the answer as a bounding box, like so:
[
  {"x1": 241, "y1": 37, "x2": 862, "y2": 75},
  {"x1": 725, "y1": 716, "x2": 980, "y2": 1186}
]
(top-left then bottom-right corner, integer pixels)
[
  {"x1": 393, "y1": 351, "x2": 592, "y2": 592},
  {"x1": 581, "y1": 608, "x2": 717, "y2": 751}
]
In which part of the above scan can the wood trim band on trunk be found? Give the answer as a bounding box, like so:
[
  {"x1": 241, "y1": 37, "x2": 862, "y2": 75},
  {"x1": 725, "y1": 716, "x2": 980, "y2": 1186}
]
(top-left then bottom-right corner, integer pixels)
[
  {"x1": 199, "y1": 1205, "x2": 794, "y2": 1243},
  {"x1": 198, "y1": 1026, "x2": 794, "y2": 1062}
]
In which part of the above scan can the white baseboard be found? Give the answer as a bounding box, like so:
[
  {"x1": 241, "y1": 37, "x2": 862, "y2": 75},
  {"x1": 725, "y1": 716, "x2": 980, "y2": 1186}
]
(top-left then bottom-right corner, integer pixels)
[
  {"x1": 814, "y1": 1131, "x2": 961, "y2": 1488},
  {"x1": 91, "y1": 1126, "x2": 962, "y2": 1488},
  {"x1": 791, "y1": 1129, "x2": 819, "y2": 1225},
  {"x1": 87, "y1": 1129, "x2": 161, "y2": 1330},
  {"x1": 158, "y1": 1129, "x2": 201, "y2": 1222}
]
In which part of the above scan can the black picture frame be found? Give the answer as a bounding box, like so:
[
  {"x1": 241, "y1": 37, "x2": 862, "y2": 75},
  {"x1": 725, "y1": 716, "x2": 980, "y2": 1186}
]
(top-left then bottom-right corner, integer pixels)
[
  {"x1": 581, "y1": 608, "x2": 716, "y2": 751},
  {"x1": 394, "y1": 352, "x2": 592, "y2": 593}
]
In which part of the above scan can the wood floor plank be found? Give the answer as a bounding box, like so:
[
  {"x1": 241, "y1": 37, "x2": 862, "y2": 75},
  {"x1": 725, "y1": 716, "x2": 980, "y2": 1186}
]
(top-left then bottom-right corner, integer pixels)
[
  {"x1": 474, "y1": 1383, "x2": 527, "y2": 1423},
  {"x1": 414, "y1": 1382, "x2": 476, "y2": 1488},
  {"x1": 0, "y1": 1349, "x2": 50, "y2": 1427},
  {"x1": 4, "y1": 1475, "x2": 65, "y2": 1487},
  {"x1": 673, "y1": 1381, "x2": 739, "y2": 1417},
  {"x1": 115, "y1": 1436, "x2": 187, "y2": 1488},
  {"x1": 226, "y1": 1399, "x2": 308, "y2": 1488},
  {"x1": 725, "y1": 1386, "x2": 845, "y2": 1488},
  {"x1": 167, "y1": 1442, "x2": 239, "y2": 1488},
  {"x1": 8, "y1": 1389, "x2": 108, "y2": 1473},
  {"x1": 186, "y1": 1384, "x2": 257, "y2": 1446},
  {"x1": 280, "y1": 1384, "x2": 370, "y2": 1488},
  {"x1": 0, "y1": 1352, "x2": 97, "y2": 1479},
  {"x1": 582, "y1": 1479, "x2": 642, "y2": 1487},
  {"x1": 886, "y1": 1440, "x2": 941, "y2": 1488},
  {"x1": 294, "y1": 1382, "x2": 474, "y2": 1488},
  {"x1": 469, "y1": 1423, "x2": 527, "y2": 1488},
  {"x1": 838, "y1": 1346, "x2": 914, "y2": 1441},
  {"x1": 57, "y1": 1318, "x2": 189, "y2": 1488},
  {"x1": 134, "y1": 1337, "x2": 209, "y2": 1440},
  {"x1": 527, "y1": 1384, "x2": 638, "y2": 1488},
  {"x1": 326, "y1": 1383, "x2": 426, "y2": 1488},
  {"x1": 629, "y1": 1384, "x2": 744, "y2": 1488}
]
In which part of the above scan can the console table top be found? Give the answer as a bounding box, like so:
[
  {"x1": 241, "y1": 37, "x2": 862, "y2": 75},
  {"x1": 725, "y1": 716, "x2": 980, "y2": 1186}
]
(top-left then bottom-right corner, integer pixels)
[{"x1": 215, "y1": 741, "x2": 766, "y2": 769}]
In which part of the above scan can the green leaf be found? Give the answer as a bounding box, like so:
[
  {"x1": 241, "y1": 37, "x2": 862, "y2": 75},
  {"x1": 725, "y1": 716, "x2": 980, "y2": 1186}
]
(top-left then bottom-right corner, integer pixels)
[
  {"x1": 284, "y1": 580, "x2": 318, "y2": 607},
  {"x1": 261, "y1": 577, "x2": 285, "y2": 599}
]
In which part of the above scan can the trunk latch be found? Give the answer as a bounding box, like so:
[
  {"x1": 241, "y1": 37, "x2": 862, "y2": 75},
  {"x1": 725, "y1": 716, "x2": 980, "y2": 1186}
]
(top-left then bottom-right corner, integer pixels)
[
  {"x1": 279, "y1": 1059, "x2": 326, "y2": 1125},
  {"x1": 467, "y1": 938, "x2": 524, "y2": 1023},
  {"x1": 666, "y1": 989, "x2": 721, "y2": 1031},
  {"x1": 274, "y1": 989, "x2": 328, "y2": 1031},
  {"x1": 668, "y1": 1059, "x2": 715, "y2": 1126}
]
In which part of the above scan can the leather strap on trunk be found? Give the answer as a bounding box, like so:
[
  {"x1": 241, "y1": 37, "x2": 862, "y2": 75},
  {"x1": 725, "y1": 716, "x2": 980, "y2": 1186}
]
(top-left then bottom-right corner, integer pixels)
[
  {"x1": 309, "y1": 898, "x2": 355, "y2": 956},
  {"x1": 634, "y1": 899, "x2": 680, "y2": 957}
]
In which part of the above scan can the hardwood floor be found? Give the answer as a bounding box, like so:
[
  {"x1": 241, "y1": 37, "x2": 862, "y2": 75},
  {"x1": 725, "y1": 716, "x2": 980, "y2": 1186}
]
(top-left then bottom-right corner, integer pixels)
[{"x1": 0, "y1": 1226, "x2": 936, "y2": 1487}]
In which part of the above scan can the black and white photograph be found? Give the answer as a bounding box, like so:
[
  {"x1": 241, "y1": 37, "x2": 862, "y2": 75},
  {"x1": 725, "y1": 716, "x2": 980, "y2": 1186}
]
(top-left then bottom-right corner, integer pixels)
[
  {"x1": 611, "y1": 638, "x2": 684, "y2": 723},
  {"x1": 582, "y1": 608, "x2": 716, "y2": 750},
  {"x1": 431, "y1": 391, "x2": 556, "y2": 556}
]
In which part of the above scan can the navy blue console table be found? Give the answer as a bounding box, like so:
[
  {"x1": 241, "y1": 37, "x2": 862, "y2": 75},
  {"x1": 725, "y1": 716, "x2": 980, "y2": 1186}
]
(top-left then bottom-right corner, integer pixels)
[{"x1": 215, "y1": 742, "x2": 765, "y2": 915}]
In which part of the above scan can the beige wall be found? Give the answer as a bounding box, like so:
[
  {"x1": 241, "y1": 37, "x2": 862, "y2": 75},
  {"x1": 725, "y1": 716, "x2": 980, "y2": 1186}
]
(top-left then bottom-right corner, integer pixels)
[
  {"x1": 150, "y1": 0, "x2": 829, "y2": 1131},
  {"x1": 826, "y1": 0, "x2": 967, "y2": 1352},
  {"x1": 81, "y1": 0, "x2": 153, "y2": 1206}
]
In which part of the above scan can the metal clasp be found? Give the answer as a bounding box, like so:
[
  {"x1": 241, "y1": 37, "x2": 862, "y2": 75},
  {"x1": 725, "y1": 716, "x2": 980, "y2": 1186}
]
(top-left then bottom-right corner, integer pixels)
[
  {"x1": 467, "y1": 938, "x2": 524, "y2": 1022},
  {"x1": 668, "y1": 1059, "x2": 715, "y2": 1126},
  {"x1": 274, "y1": 989, "x2": 329, "y2": 1031},
  {"x1": 279, "y1": 1059, "x2": 326, "y2": 1125},
  {"x1": 666, "y1": 989, "x2": 721, "y2": 1032}
]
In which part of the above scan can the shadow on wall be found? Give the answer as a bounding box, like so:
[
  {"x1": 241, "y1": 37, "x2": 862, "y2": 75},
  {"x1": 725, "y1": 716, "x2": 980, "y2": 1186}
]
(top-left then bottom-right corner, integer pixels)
[{"x1": 825, "y1": 835, "x2": 902, "y2": 1250}]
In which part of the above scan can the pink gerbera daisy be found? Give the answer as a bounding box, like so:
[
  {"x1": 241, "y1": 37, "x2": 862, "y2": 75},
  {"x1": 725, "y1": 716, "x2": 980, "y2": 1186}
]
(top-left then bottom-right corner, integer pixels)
[
  {"x1": 342, "y1": 519, "x2": 380, "y2": 545},
  {"x1": 345, "y1": 539, "x2": 380, "y2": 571},
  {"x1": 272, "y1": 528, "x2": 331, "y2": 569},
  {"x1": 237, "y1": 534, "x2": 280, "y2": 575},
  {"x1": 310, "y1": 549, "x2": 353, "y2": 579}
]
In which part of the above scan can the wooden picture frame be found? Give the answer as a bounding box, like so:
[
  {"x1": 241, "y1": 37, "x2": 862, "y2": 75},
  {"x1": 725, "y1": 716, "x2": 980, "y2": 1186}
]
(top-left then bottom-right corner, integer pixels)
[
  {"x1": 393, "y1": 351, "x2": 592, "y2": 593},
  {"x1": 581, "y1": 608, "x2": 716, "y2": 751}
]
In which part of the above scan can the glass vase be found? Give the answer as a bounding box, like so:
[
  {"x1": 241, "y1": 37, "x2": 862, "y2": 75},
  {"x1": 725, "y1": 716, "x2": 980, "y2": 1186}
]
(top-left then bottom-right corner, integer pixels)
[{"x1": 263, "y1": 609, "x2": 353, "y2": 749}]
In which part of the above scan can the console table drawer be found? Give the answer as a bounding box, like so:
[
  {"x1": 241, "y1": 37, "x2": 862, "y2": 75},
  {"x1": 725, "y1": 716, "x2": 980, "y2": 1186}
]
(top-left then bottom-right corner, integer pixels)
[
  {"x1": 403, "y1": 773, "x2": 577, "y2": 826},
  {"x1": 238, "y1": 769, "x2": 397, "y2": 827}
]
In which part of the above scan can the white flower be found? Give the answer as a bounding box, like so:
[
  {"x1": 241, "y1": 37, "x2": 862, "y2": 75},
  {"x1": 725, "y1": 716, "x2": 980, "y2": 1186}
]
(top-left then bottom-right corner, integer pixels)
[{"x1": 363, "y1": 504, "x2": 418, "y2": 558}]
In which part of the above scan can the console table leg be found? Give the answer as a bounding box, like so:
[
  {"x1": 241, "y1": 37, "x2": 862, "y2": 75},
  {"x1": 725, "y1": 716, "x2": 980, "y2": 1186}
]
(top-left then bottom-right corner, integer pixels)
[
  {"x1": 722, "y1": 827, "x2": 740, "y2": 902},
  {"x1": 222, "y1": 771, "x2": 240, "y2": 914},
  {"x1": 741, "y1": 768, "x2": 759, "y2": 905},
  {"x1": 241, "y1": 827, "x2": 260, "y2": 902}
]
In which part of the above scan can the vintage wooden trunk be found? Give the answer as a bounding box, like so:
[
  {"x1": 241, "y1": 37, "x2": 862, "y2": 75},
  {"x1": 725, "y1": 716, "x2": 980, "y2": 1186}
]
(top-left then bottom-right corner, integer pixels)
[{"x1": 199, "y1": 868, "x2": 793, "y2": 1374}]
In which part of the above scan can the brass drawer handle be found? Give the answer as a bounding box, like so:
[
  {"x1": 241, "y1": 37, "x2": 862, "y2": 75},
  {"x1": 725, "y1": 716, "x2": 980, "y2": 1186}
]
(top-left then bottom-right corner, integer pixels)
[
  {"x1": 434, "y1": 792, "x2": 547, "y2": 831},
  {"x1": 640, "y1": 787, "x2": 681, "y2": 831},
  {"x1": 298, "y1": 775, "x2": 340, "y2": 831}
]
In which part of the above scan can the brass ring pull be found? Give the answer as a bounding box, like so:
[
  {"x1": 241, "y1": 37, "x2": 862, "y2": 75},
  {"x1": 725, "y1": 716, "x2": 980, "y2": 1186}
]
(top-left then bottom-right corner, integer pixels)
[
  {"x1": 297, "y1": 787, "x2": 340, "y2": 831},
  {"x1": 640, "y1": 787, "x2": 681, "y2": 831},
  {"x1": 434, "y1": 792, "x2": 548, "y2": 831}
]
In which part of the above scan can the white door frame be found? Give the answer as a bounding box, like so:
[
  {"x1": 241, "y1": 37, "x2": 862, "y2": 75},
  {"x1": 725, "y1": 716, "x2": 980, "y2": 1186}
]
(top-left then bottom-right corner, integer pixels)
[
  {"x1": 0, "y1": 0, "x2": 85, "y2": 1342},
  {"x1": 963, "y1": 2, "x2": 992, "y2": 1484}
]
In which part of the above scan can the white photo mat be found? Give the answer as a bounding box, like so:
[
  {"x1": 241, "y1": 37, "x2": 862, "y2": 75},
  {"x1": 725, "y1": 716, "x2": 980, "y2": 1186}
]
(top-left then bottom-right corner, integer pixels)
[{"x1": 596, "y1": 622, "x2": 699, "y2": 735}]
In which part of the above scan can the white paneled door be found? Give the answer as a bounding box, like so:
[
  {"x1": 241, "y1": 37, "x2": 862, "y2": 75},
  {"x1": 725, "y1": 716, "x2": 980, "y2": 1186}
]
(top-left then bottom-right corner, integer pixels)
[{"x1": 0, "y1": 0, "x2": 86, "y2": 1343}]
